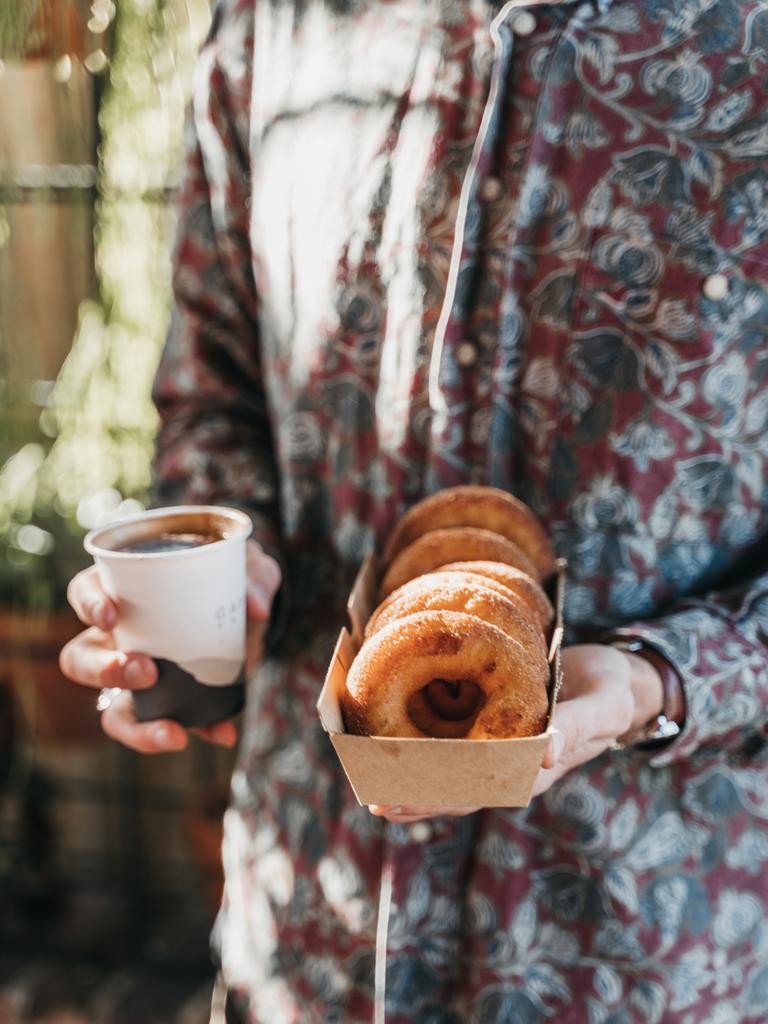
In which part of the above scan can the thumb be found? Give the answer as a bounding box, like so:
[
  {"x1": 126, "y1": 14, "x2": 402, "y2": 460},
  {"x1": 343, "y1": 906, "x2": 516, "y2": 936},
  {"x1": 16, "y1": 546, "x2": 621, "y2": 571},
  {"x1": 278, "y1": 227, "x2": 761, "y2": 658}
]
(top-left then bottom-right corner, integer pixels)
[{"x1": 246, "y1": 541, "x2": 282, "y2": 620}]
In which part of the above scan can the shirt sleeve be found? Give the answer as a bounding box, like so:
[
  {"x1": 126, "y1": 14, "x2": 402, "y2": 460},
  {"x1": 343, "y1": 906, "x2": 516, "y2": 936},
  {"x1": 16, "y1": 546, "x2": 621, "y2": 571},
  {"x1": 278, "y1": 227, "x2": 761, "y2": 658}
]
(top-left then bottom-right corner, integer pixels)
[
  {"x1": 151, "y1": 10, "x2": 283, "y2": 563},
  {"x1": 620, "y1": 555, "x2": 768, "y2": 766}
]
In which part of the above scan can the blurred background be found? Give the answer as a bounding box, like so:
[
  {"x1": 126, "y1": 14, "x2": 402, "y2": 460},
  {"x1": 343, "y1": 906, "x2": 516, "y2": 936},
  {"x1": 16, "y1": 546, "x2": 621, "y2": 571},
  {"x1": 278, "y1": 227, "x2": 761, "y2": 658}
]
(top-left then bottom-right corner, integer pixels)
[{"x1": 0, "y1": 3, "x2": 238, "y2": 1021}]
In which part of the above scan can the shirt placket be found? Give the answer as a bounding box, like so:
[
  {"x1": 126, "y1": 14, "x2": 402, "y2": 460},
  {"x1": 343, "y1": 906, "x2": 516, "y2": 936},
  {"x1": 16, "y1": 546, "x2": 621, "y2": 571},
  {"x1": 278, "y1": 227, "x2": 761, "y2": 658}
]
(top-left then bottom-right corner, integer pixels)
[{"x1": 426, "y1": 1, "x2": 540, "y2": 488}]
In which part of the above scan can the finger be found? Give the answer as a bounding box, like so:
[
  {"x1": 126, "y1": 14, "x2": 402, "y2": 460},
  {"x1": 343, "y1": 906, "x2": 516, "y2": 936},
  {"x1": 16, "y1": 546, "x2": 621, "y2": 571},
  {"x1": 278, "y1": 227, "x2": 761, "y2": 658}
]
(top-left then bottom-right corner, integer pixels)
[
  {"x1": 67, "y1": 567, "x2": 118, "y2": 631},
  {"x1": 245, "y1": 619, "x2": 266, "y2": 675},
  {"x1": 246, "y1": 542, "x2": 282, "y2": 619},
  {"x1": 369, "y1": 805, "x2": 479, "y2": 822},
  {"x1": 551, "y1": 685, "x2": 633, "y2": 760},
  {"x1": 101, "y1": 691, "x2": 188, "y2": 753},
  {"x1": 531, "y1": 737, "x2": 608, "y2": 798},
  {"x1": 191, "y1": 719, "x2": 239, "y2": 748},
  {"x1": 532, "y1": 691, "x2": 632, "y2": 799},
  {"x1": 60, "y1": 629, "x2": 157, "y2": 691},
  {"x1": 540, "y1": 728, "x2": 565, "y2": 771},
  {"x1": 378, "y1": 813, "x2": 437, "y2": 823}
]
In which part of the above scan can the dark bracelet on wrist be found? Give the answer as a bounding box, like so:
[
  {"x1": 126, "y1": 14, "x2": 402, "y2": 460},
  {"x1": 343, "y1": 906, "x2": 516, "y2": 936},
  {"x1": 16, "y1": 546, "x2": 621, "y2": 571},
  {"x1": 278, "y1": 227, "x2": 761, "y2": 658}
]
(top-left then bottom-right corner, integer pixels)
[{"x1": 607, "y1": 636, "x2": 686, "y2": 750}]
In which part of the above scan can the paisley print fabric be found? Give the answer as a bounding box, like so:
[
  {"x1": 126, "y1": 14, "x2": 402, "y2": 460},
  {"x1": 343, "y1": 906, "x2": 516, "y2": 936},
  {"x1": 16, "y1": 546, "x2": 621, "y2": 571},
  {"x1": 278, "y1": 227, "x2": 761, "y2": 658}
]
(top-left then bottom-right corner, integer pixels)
[{"x1": 152, "y1": 0, "x2": 768, "y2": 1020}]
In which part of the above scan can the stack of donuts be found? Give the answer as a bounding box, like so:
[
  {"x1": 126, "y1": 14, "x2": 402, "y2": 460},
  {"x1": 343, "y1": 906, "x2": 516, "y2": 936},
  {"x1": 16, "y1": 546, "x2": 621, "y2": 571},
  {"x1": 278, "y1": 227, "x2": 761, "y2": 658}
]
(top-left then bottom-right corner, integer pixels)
[{"x1": 341, "y1": 486, "x2": 557, "y2": 741}]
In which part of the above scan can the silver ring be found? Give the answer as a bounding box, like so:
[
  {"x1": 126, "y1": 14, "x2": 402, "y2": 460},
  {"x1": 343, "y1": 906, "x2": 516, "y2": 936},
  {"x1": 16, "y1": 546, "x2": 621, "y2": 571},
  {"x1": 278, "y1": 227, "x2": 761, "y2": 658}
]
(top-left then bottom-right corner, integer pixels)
[{"x1": 96, "y1": 687, "x2": 123, "y2": 713}]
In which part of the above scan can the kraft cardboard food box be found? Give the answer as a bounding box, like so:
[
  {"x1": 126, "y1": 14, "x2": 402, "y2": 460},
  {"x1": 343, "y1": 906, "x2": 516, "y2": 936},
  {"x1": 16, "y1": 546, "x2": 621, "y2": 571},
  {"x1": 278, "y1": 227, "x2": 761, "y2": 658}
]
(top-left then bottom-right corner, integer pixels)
[{"x1": 317, "y1": 555, "x2": 566, "y2": 809}]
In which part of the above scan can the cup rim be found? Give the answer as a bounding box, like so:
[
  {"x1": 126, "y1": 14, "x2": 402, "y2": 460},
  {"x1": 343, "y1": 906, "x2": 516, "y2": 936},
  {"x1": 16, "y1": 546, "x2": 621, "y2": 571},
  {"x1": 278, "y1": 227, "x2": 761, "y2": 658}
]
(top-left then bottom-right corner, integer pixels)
[{"x1": 84, "y1": 504, "x2": 253, "y2": 559}]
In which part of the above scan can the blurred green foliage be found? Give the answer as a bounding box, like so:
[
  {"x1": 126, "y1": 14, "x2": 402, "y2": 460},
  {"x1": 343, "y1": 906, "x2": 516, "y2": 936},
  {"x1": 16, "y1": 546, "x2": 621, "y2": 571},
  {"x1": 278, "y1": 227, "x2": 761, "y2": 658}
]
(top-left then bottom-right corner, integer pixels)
[
  {"x1": 0, "y1": 1, "x2": 44, "y2": 58},
  {"x1": 0, "y1": 0, "x2": 212, "y2": 607}
]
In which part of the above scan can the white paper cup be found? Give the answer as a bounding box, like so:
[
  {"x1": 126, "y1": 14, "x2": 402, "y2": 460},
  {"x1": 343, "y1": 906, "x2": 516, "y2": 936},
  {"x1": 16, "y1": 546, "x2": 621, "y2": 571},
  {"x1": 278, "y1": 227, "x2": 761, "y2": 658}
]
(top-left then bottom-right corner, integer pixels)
[{"x1": 85, "y1": 505, "x2": 253, "y2": 726}]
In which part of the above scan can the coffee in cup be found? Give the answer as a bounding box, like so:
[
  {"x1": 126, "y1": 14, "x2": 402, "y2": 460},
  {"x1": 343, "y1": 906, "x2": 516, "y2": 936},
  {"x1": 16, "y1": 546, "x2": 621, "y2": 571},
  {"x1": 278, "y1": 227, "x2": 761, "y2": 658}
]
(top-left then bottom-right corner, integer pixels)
[
  {"x1": 85, "y1": 506, "x2": 253, "y2": 727},
  {"x1": 116, "y1": 532, "x2": 219, "y2": 554}
]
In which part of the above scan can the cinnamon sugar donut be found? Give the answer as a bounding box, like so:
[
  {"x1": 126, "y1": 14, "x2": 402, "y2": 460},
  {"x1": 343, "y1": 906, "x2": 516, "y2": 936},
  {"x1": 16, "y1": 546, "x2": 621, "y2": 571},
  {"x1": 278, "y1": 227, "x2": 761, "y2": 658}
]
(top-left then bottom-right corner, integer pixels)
[
  {"x1": 367, "y1": 570, "x2": 538, "y2": 635},
  {"x1": 378, "y1": 527, "x2": 538, "y2": 600},
  {"x1": 342, "y1": 610, "x2": 549, "y2": 740},
  {"x1": 436, "y1": 561, "x2": 554, "y2": 631},
  {"x1": 382, "y1": 486, "x2": 556, "y2": 580},
  {"x1": 365, "y1": 573, "x2": 546, "y2": 663}
]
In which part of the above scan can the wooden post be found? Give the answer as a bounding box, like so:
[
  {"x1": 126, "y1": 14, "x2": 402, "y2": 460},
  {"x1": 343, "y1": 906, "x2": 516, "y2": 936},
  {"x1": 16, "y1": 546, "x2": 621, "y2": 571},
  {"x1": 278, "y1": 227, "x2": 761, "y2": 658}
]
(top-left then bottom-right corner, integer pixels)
[{"x1": 0, "y1": 57, "x2": 97, "y2": 385}]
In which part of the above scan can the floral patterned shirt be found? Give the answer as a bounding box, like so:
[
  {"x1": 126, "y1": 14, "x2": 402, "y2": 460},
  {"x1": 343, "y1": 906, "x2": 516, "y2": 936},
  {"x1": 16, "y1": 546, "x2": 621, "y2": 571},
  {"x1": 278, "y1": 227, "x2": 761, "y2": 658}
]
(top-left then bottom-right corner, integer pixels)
[{"x1": 153, "y1": 0, "x2": 768, "y2": 1020}]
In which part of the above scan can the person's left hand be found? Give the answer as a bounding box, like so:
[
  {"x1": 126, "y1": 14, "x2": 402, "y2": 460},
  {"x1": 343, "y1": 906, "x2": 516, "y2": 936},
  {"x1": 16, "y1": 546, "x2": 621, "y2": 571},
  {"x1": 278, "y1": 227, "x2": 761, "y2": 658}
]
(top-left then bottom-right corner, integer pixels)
[
  {"x1": 369, "y1": 643, "x2": 662, "y2": 822},
  {"x1": 529, "y1": 642, "x2": 653, "y2": 797}
]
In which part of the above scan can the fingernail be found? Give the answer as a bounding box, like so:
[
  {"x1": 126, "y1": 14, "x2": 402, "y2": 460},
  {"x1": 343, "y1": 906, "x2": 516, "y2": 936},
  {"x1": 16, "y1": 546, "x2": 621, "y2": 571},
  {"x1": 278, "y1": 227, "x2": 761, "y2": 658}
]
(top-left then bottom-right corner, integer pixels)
[
  {"x1": 213, "y1": 724, "x2": 237, "y2": 747},
  {"x1": 368, "y1": 805, "x2": 393, "y2": 816},
  {"x1": 154, "y1": 724, "x2": 184, "y2": 747},
  {"x1": 551, "y1": 729, "x2": 565, "y2": 762},
  {"x1": 102, "y1": 603, "x2": 117, "y2": 629},
  {"x1": 125, "y1": 658, "x2": 153, "y2": 689}
]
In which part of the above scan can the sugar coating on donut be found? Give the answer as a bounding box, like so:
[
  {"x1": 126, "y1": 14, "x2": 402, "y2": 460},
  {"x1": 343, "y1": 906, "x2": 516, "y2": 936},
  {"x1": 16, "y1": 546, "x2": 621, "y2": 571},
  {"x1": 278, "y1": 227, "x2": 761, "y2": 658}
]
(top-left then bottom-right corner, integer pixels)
[
  {"x1": 365, "y1": 573, "x2": 546, "y2": 661},
  {"x1": 378, "y1": 527, "x2": 540, "y2": 600},
  {"x1": 342, "y1": 610, "x2": 549, "y2": 740},
  {"x1": 435, "y1": 561, "x2": 554, "y2": 630},
  {"x1": 368, "y1": 570, "x2": 529, "y2": 630},
  {"x1": 382, "y1": 485, "x2": 556, "y2": 579}
]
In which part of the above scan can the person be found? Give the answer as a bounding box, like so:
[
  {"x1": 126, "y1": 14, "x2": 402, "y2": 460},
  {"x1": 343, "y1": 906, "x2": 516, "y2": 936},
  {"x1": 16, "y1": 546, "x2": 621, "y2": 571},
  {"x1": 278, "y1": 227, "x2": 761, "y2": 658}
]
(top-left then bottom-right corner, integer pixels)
[{"x1": 60, "y1": 0, "x2": 768, "y2": 1020}]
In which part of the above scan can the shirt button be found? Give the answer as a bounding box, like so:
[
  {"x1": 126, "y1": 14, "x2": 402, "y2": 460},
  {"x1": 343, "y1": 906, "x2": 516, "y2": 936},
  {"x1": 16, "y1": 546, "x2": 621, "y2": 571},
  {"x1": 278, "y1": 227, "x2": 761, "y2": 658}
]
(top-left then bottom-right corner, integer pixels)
[
  {"x1": 457, "y1": 341, "x2": 478, "y2": 368},
  {"x1": 409, "y1": 822, "x2": 433, "y2": 844},
  {"x1": 702, "y1": 273, "x2": 729, "y2": 301},
  {"x1": 479, "y1": 176, "x2": 502, "y2": 202},
  {"x1": 511, "y1": 10, "x2": 537, "y2": 37}
]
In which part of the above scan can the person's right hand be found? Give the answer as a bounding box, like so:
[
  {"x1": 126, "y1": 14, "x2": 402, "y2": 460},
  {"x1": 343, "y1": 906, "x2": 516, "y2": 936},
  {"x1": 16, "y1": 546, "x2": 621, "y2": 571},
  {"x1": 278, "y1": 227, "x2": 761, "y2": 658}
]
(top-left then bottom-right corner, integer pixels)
[{"x1": 59, "y1": 539, "x2": 282, "y2": 754}]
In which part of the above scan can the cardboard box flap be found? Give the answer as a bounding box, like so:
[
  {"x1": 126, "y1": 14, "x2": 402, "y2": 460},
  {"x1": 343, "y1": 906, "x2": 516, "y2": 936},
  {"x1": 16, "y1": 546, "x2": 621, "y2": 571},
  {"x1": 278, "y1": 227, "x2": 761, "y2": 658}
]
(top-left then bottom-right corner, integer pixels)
[
  {"x1": 317, "y1": 628, "x2": 356, "y2": 734},
  {"x1": 547, "y1": 557, "x2": 567, "y2": 711},
  {"x1": 347, "y1": 551, "x2": 377, "y2": 645}
]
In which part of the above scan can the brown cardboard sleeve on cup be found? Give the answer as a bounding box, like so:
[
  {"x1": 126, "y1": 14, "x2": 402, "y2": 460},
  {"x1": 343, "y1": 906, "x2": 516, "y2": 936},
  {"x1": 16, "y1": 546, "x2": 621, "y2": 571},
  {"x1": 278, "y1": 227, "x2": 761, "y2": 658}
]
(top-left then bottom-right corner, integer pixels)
[{"x1": 317, "y1": 555, "x2": 566, "y2": 809}]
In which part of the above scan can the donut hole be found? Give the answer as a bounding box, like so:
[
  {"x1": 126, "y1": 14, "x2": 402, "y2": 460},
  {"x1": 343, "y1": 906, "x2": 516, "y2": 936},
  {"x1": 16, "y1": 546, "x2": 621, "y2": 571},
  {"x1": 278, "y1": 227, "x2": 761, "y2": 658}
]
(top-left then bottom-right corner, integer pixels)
[{"x1": 406, "y1": 678, "x2": 487, "y2": 738}]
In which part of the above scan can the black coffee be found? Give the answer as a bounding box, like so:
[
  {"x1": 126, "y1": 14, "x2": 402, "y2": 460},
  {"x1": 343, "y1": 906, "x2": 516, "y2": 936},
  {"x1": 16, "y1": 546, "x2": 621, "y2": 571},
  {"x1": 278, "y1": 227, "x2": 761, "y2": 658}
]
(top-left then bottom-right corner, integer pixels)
[{"x1": 117, "y1": 531, "x2": 219, "y2": 554}]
